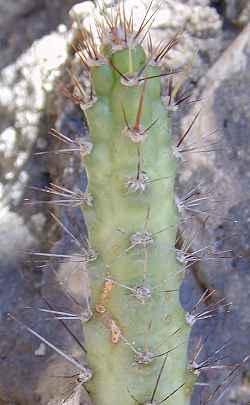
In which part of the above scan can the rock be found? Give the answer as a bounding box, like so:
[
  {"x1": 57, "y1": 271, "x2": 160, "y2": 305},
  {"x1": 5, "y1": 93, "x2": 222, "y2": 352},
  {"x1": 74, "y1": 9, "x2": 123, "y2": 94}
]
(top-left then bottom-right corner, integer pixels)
[
  {"x1": 0, "y1": 30, "x2": 68, "y2": 208},
  {"x1": 0, "y1": 17, "x2": 88, "y2": 405},
  {"x1": 225, "y1": 0, "x2": 248, "y2": 21},
  {"x1": 177, "y1": 23, "x2": 250, "y2": 404},
  {"x1": 0, "y1": 0, "x2": 81, "y2": 69},
  {"x1": 236, "y1": 3, "x2": 250, "y2": 28}
]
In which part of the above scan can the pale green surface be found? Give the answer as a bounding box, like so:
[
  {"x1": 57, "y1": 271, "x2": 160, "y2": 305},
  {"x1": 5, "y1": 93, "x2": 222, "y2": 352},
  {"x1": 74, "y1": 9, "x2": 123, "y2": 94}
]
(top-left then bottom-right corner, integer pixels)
[{"x1": 82, "y1": 47, "x2": 192, "y2": 405}]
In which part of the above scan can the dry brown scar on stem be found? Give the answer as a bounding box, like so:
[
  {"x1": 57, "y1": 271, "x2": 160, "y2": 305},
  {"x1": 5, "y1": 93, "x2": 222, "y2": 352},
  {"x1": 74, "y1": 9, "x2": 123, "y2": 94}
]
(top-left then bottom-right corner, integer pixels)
[{"x1": 95, "y1": 277, "x2": 114, "y2": 314}]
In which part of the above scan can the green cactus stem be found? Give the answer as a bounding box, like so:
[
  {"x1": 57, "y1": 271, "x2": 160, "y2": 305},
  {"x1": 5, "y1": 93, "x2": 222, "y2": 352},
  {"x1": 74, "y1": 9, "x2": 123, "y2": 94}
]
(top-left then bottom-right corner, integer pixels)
[{"x1": 75, "y1": 5, "x2": 195, "y2": 405}]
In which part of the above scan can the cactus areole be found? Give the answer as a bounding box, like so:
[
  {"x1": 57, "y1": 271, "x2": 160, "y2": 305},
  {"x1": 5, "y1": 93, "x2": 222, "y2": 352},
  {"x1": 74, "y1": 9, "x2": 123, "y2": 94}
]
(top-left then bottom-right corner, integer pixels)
[{"x1": 76, "y1": 5, "x2": 194, "y2": 405}]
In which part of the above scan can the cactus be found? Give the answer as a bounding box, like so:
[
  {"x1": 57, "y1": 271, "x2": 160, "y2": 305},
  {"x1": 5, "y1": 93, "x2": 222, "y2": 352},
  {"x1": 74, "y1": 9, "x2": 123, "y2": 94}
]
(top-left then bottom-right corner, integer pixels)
[
  {"x1": 70, "y1": 3, "x2": 194, "y2": 404},
  {"x1": 14, "y1": 2, "x2": 204, "y2": 404}
]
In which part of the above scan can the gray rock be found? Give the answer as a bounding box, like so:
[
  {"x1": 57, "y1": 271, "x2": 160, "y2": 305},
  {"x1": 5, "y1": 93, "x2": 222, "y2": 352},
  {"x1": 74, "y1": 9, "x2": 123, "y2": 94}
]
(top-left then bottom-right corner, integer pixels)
[
  {"x1": 236, "y1": 3, "x2": 250, "y2": 28},
  {"x1": 0, "y1": 7, "x2": 88, "y2": 404},
  {"x1": 0, "y1": 0, "x2": 82, "y2": 69},
  {"x1": 178, "y1": 23, "x2": 250, "y2": 404},
  {"x1": 225, "y1": 0, "x2": 248, "y2": 21}
]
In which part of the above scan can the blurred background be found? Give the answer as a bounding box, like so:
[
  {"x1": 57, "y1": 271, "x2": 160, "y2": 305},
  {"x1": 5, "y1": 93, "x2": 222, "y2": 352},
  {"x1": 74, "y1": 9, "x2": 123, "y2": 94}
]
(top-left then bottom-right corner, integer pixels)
[{"x1": 0, "y1": 1, "x2": 250, "y2": 404}]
